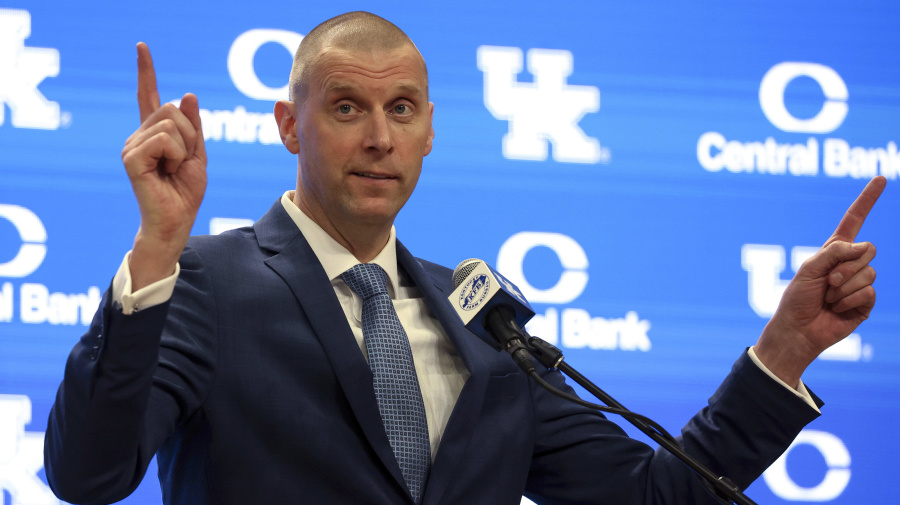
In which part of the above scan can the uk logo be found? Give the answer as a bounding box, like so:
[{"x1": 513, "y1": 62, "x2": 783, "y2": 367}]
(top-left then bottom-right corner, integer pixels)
[
  {"x1": 0, "y1": 395, "x2": 60, "y2": 504},
  {"x1": 741, "y1": 244, "x2": 872, "y2": 362},
  {"x1": 0, "y1": 9, "x2": 61, "y2": 130},
  {"x1": 477, "y1": 46, "x2": 607, "y2": 164},
  {"x1": 492, "y1": 269, "x2": 526, "y2": 305}
]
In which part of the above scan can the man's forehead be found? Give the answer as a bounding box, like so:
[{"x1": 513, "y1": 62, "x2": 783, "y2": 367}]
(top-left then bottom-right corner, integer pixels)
[
  {"x1": 312, "y1": 46, "x2": 428, "y2": 95},
  {"x1": 315, "y1": 45, "x2": 424, "y2": 72}
]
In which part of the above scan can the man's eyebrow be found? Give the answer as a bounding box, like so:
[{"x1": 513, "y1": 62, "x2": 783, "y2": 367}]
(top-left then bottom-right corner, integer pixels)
[
  {"x1": 325, "y1": 82, "x2": 358, "y2": 93},
  {"x1": 395, "y1": 83, "x2": 424, "y2": 97},
  {"x1": 323, "y1": 82, "x2": 425, "y2": 98}
]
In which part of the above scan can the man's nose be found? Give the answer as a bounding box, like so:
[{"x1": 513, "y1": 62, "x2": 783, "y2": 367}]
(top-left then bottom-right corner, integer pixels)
[{"x1": 364, "y1": 112, "x2": 393, "y2": 153}]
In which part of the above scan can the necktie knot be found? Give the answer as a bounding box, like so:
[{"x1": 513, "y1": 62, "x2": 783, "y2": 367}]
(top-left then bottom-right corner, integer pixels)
[{"x1": 341, "y1": 263, "x2": 390, "y2": 300}]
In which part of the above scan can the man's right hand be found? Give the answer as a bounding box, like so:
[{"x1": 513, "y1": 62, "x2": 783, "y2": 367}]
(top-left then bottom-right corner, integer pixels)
[{"x1": 121, "y1": 42, "x2": 207, "y2": 291}]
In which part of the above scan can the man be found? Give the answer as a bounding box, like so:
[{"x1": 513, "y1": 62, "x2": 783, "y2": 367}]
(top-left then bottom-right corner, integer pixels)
[{"x1": 44, "y1": 11, "x2": 884, "y2": 505}]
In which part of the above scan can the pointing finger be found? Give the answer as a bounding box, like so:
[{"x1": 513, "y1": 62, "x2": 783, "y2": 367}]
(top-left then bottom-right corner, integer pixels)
[
  {"x1": 828, "y1": 176, "x2": 886, "y2": 245},
  {"x1": 137, "y1": 42, "x2": 161, "y2": 123}
]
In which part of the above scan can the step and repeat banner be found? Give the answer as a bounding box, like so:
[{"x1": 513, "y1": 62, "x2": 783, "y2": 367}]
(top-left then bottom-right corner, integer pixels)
[{"x1": 1, "y1": 1, "x2": 898, "y2": 503}]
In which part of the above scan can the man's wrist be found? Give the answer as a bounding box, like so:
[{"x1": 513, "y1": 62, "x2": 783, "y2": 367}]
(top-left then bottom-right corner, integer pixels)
[
  {"x1": 129, "y1": 230, "x2": 184, "y2": 291},
  {"x1": 114, "y1": 251, "x2": 180, "y2": 315},
  {"x1": 748, "y1": 346, "x2": 821, "y2": 413},
  {"x1": 754, "y1": 318, "x2": 818, "y2": 389}
]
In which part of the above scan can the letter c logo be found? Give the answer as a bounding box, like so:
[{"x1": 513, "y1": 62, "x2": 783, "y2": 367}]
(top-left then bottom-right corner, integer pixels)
[
  {"x1": 759, "y1": 62, "x2": 848, "y2": 134},
  {"x1": 227, "y1": 29, "x2": 305, "y2": 101},
  {"x1": 0, "y1": 204, "x2": 47, "y2": 278},
  {"x1": 763, "y1": 429, "x2": 851, "y2": 501},
  {"x1": 496, "y1": 232, "x2": 588, "y2": 304}
]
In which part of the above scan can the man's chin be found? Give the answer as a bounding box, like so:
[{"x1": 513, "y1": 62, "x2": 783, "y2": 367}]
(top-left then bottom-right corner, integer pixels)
[{"x1": 346, "y1": 202, "x2": 403, "y2": 228}]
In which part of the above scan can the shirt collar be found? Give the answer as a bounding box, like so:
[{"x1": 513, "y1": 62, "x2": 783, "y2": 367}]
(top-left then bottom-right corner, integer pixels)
[{"x1": 280, "y1": 191, "x2": 401, "y2": 297}]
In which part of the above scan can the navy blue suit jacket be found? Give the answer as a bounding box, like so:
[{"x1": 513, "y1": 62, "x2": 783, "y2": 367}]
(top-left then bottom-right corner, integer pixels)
[{"x1": 45, "y1": 200, "x2": 821, "y2": 505}]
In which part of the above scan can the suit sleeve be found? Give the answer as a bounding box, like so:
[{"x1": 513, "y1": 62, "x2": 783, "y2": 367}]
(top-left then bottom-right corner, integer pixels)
[
  {"x1": 43, "y1": 246, "x2": 217, "y2": 504},
  {"x1": 523, "y1": 351, "x2": 822, "y2": 505}
]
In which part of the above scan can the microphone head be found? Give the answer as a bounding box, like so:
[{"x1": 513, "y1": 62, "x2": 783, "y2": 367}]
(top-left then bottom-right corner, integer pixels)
[
  {"x1": 448, "y1": 259, "x2": 535, "y2": 350},
  {"x1": 452, "y1": 258, "x2": 483, "y2": 289}
]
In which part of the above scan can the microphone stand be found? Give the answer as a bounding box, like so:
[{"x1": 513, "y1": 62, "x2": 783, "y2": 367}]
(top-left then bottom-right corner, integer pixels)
[{"x1": 523, "y1": 335, "x2": 758, "y2": 505}]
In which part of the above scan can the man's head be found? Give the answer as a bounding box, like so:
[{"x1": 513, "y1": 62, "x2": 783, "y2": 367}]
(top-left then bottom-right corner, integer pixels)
[
  {"x1": 288, "y1": 12, "x2": 428, "y2": 104},
  {"x1": 274, "y1": 12, "x2": 434, "y2": 261}
]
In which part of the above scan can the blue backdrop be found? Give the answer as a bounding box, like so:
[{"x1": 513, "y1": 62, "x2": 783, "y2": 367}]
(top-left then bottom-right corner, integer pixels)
[{"x1": 1, "y1": 1, "x2": 898, "y2": 503}]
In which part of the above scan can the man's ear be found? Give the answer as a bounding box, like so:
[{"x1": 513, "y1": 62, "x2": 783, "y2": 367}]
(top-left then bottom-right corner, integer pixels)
[
  {"x1": 423, "y1": 101, "x2": 435, "y2": 156},
  {"x1": 275, "y1": 100, "x2": 300, "y2": 154}
]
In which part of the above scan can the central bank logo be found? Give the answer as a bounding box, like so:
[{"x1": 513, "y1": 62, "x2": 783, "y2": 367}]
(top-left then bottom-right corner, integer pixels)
[
  {"x1": 0, "y1": 395, "x2": 60, "y2": 504},
  {"x1": 0, "y1": 204, "x2": 47, "y2": 278},
  {"x1": 477, "y1": 46, "x2": 608, "y2": 164},
  {"x1": 759, "y1": 62, "x2": 848, "y2": 134},
  {"x1": 497, "y1": 232, "x2": 650, "y2": 351},
  {"x1": 227, "y1": 29, "x2": 303, "y2": 102},
  {"x1": 188, "y1": 28, "x2": 304, "y2": 145},
  {"x1": 698, "y1": 61, "x2": 899, "y2": 179},
  {"x1": 1, "y1": 203, "x2": 101, "y2": 325},
  {"x1": 763, "y1": 429, "x2": 851, "y2": 501},
  {"x1": 0, "y1": 8, "x2": 61, "y2": 130}
]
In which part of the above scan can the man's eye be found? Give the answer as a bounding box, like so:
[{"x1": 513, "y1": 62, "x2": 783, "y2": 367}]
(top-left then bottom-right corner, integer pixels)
[
  {"x1": 338, "y1": 104, "x2": 353, "y2": 114},
  {"x1": 393, "y1": 104, "x2": 409, "y2": 115}
]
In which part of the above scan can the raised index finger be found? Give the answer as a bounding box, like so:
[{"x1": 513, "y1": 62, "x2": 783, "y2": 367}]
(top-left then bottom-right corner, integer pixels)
[
  {"x1": 136, "y1": 42, "x2": 160, "y2": 123},
  {"x1": 828, "y1": 175, "x2": 886, "y2": 244}
]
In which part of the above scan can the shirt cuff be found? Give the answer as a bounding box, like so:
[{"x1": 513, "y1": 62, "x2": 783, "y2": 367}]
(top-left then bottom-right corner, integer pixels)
[
  {"x1": 112, "y1": 250, "x2": 180, "y2": 315},
  {"x1": 748, "y1": 346, "x2": 821, "y2": 413}
]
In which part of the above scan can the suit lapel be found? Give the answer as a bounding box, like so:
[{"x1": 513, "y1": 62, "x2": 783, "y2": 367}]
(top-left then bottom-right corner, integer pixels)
[
  {"x1": 254, "y1": 202, "x2": 409, "y2": 497},
  {"x1": 253, "y1": 203, "x2": 499, "y2": 503},
  {"x1": 395, "y1": 244, "x2": 496, "y2": 505}
]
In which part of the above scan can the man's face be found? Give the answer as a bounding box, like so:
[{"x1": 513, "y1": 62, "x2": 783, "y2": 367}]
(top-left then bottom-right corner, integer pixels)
[{"x1": 283, "y1": 44, "x2": 434, "y2": 234}]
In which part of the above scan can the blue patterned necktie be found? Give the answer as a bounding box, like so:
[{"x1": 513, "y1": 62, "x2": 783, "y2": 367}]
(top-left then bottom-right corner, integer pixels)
[{"x1": 341, "y1": 263, "x2": 430, "y2": 504}]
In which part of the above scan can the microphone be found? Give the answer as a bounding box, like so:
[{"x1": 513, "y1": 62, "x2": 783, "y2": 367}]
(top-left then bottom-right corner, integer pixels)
[{"x1": 449, "y1": 259, "x2": 536, "y2": 372}]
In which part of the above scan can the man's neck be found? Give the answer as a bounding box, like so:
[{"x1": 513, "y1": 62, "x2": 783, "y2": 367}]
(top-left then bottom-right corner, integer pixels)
[{"x1": 290, "y1": 191, "x2": 391, "y2": 263}]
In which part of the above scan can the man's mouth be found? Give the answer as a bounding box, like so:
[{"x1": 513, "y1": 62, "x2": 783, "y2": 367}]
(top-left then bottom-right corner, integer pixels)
[{"x1": 353, "y1": 172, "x2": 395, "y2": 180}]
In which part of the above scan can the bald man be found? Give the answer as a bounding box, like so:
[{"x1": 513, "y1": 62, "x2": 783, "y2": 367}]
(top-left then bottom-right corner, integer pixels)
[{"x1": 44, "y1": 11, "x2": 884, "y2": 505}]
